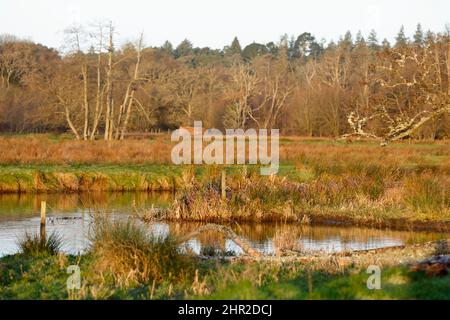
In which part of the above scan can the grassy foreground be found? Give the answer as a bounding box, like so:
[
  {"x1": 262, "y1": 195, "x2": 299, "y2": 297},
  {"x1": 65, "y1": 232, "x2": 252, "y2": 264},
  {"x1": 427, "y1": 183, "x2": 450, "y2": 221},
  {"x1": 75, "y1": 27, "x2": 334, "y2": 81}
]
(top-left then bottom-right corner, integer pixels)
[
  {"x1": 1, "y1": 222, "x2": 449, "y2": 300},
  {"x1": 1, "y1": 254, "x2": 449, "y2": 300}
]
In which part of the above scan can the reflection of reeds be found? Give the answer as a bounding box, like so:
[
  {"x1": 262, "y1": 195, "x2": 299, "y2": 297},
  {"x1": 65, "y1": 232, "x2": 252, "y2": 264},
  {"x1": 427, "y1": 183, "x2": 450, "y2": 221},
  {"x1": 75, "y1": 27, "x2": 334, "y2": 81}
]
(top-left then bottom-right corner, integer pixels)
[
  {"x1": 147, "y1": 221, "x2": 450, "y2": 253},
  {"x1": 273, "y1": 228, "x2": 304, "y2": 255},
  {"x1": 0, "y1": 192, "x2": 173, "y2": 221},
  {"x1": 235, "y1": 223, "x2": 450, "y2": 246}
]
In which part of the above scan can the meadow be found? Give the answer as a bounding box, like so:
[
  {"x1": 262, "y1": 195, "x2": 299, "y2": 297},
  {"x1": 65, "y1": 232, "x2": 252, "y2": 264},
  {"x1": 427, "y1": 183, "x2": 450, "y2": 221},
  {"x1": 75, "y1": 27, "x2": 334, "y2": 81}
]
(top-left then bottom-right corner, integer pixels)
[{"x1": 0, "y1": 134, "x2": 449, "y2": 300}]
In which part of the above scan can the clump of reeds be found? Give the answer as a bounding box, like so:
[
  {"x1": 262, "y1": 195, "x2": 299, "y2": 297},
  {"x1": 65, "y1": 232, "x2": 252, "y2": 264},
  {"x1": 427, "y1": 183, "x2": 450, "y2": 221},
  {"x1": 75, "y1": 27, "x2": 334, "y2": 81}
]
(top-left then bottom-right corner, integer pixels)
[
  {"x1": 403, "y1": 172, "x2": 450, "y2": 214},
  {"x1": 149, "y1": 174, "x2": 304, "y2": 223},
  {"x1": 138, "y1": 163, "x2": 450, "y2": 227},
  {"x1": 18, "y1": 231, "x2": 63, "y2": 256},
  {"x1": 170, "y1": 183, "x2": 232, "y2": 221},
  {"x1": 147, "y1": 170, "x2": 393, "y2": 224},
  {"x1": 89, "y1": 217, "x2": 192, "y2": 287}
]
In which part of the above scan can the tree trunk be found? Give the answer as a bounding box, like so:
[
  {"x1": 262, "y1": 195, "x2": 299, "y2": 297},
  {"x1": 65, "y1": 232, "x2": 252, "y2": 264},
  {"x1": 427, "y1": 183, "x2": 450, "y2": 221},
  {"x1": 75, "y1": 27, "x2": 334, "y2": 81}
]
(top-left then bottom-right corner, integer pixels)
[
  {"x1": 447, "y1": 38, "x2": 450, "y2": 95},
  {"x1": 119, "y1": 33, "x2": 143, "y2": 140},
  {"x1": 104, "y1": 24, "x2": 114, "y2": 141},
  {"x1": 64, "y1": 106, "x2": 81, "y2": 140},
  {"x1": 90, "y1": 30, "x2": 103, "y2": 140},
  {"x1": 82, "y1": 65, "x2": 89, "y2": 140}
]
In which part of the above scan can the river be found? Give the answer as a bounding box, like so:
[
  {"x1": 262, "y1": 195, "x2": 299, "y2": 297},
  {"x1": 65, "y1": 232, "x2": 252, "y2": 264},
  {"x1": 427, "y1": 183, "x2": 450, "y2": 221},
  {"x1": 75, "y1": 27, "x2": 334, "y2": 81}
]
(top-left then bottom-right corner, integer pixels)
[{"x1": 0, "y1": 192, "x2": 448, "y2": 257}]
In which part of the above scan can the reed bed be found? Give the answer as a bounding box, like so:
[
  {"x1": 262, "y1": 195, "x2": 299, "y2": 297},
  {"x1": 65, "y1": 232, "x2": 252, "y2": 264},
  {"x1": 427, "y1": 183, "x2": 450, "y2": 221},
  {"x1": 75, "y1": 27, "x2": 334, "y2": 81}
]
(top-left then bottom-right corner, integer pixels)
[
  {"x1": 141, "y1": 170, "x2": 450, "y2": 229},
  {"x1": 0, "y1": 134, "x2": 449, "y2": 227}
]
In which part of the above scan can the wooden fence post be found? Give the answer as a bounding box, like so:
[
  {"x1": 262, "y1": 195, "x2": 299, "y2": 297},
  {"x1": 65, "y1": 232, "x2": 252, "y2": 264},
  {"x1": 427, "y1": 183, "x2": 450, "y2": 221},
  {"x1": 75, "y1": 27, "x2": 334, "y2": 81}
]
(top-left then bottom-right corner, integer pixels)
[
  {"x1": 221, "y1": 170, "x2": 226, "y2": 200},
  {"x1": 40, "y1": 201, "x2": 46, "y2": 242}
]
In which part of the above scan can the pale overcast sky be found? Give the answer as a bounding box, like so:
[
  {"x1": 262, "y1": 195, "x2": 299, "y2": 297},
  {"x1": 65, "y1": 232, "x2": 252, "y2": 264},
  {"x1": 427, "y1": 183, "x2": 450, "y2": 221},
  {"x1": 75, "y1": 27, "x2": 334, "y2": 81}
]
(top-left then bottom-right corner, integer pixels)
[{"x1": 0, "y1": 0, "x2": 449, "y2": 50}]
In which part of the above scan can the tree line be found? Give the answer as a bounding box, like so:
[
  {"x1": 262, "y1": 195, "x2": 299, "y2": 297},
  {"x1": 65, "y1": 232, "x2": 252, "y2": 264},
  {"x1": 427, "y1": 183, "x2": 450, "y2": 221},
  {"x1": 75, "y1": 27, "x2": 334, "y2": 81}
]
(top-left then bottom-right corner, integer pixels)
[{"x1": 0, "y1": 23, "x2": 449, "y2": 142}]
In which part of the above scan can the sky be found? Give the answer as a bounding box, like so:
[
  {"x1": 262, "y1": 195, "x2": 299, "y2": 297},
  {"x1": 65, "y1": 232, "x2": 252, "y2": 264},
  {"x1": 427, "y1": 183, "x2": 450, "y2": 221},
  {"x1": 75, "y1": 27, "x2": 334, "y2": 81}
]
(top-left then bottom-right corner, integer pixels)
[{"x1": 0, "y1": 0, "x2": 449, "y2": 50}]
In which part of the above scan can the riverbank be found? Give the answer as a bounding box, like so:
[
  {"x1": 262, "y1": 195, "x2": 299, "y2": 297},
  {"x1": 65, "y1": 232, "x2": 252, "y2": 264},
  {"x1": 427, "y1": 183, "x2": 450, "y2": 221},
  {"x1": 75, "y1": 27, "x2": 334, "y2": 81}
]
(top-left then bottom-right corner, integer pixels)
[
  {"x1": 1, "y1": 168, "x2": 449, "y2": 231},
  {"x1": 0, "y1": 164, "x2": 186, "y2": 193}
]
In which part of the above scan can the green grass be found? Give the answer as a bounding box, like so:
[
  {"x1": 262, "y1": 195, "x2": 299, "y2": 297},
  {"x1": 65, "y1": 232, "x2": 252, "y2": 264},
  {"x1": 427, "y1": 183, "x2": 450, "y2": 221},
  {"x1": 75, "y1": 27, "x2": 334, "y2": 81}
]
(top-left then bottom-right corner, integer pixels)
[
  {"x1": 0, "y1": 164, "x2": 187, "y2": 192},
  {"x1": 0, "y1": 163, "x2": 316, "y2": 193},
  {"x1": 202, "y1": 265, "x2": 450, "y2": 300},
  {"x1": 1, "y1": 253, "x2": 449, "y2": 300},
  {"x1": 0, "y1": 254, "x2": 79, "y2": 299}
]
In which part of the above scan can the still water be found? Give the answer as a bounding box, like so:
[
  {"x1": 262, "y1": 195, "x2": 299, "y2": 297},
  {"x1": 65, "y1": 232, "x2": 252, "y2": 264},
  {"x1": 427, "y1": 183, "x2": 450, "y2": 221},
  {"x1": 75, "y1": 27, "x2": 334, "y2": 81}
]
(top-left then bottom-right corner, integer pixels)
[{"x1": 0, "y1": 192, "x2": 448, "y2": 257}]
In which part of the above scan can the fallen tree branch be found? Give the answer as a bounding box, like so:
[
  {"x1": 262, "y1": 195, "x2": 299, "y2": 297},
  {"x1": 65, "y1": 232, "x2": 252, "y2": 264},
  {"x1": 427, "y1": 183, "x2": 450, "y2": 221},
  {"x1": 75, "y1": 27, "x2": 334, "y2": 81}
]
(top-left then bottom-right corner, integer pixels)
[
  {"x1": 337, "y1": 132, "x2": 382, "y2": 141},
  {"x1": 385, "y1": 106, "x2": 450, "y2": 143},
  {"x1": 341, "y1": 105, "x2": 450, "y2": 146},
  {"x1": 179, "y1": 223, "x2": 262, "y2": 257}
]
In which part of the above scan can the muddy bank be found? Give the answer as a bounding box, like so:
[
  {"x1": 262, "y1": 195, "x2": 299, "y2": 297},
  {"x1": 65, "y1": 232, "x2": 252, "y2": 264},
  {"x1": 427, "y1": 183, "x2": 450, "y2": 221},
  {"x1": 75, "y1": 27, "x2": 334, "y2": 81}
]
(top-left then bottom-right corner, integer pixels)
[
  {"x1": 309, "y1": 215, "x2": 450, "y2": 233},
  {"x1": 227, "y1": 240, "x2": 450, "y2": 268}
]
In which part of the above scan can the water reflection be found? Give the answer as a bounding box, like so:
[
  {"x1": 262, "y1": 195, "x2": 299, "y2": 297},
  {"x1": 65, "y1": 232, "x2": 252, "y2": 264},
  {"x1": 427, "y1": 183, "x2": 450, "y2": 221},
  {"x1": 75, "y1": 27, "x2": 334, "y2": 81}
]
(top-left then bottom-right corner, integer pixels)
[
  {"x1": 0, "y1": 192, "x2": 448, "y2": 257},
  {"x1": 0, "y1": 192, "x2": 173, "y2": 221},
  {"x1": 152, "y1": 222, "x2": 449, "y2": 255}
]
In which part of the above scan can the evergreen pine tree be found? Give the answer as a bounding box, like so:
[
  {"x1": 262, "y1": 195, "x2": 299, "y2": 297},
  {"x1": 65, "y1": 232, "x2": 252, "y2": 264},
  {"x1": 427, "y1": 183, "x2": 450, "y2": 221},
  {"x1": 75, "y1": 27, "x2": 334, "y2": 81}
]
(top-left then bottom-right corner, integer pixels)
[
  {"x1": 229, "y1": 37, "x2": 242, "y2": 55},
  {"x1": 161, "y1": 40, "x2": 174, "y2": 55},
  {"x1": 355, "y1": 31, "x2": 366, "y2": 47},
  {"x1": 174, "y1": 39, "x2": 193, "y2": 58},
  {"x1": 413, "y1": 23, "x2": 424, "y2": 46},
  {"x1": 367, "y1": 29, "x2": 379, "y2": 50},
  {"x1": 395, "y1": 25, "x2": 408, "y2": 47},
  {"x1": 339, "y1": 31, "x2": 353, "y2": 50},
  {"x1": 382, "y1": 38, "x2": 391, "y2": 50}
]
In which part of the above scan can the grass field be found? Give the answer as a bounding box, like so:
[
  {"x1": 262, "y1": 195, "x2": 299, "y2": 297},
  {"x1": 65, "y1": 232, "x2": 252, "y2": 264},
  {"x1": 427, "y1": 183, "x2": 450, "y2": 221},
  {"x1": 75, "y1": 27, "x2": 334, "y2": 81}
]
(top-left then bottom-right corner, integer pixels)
[{"x1": 0, "y1": 135, "x2": 449, "y2": 299}]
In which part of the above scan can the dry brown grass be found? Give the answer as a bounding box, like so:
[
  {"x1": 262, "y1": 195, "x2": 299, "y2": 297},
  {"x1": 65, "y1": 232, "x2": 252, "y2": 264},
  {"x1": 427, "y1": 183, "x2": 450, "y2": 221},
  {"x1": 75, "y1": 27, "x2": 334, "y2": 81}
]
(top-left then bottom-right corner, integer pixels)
[
  {"x1": 89, "y1": 217, "x2": 192, "y2": 287},
  {"x1": 0, "y1": 135, "x2": 172, "y2": 165},
  {"x1": 139, "y1": 169, "x2": 450, "y2": 229},
  {"x1": 0, "y1": 135, "x2": 448, "y2": 167},
  {"x1": 141, "y1": 174, "x2": 315, "y2": 223}
]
